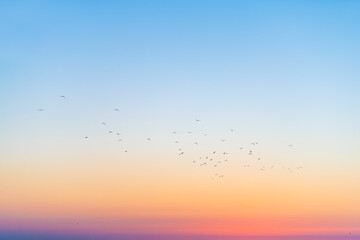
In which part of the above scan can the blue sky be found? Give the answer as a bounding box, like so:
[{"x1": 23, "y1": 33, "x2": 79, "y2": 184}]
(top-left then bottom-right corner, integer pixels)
[{"x1": 2, "y1": 0, "x2": 359, "y2": 153}]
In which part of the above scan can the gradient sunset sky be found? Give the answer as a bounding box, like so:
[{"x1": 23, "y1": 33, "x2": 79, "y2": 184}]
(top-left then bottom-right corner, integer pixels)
[{"x1": 1, "y1": 0, "x2": 360, "y2": 238}]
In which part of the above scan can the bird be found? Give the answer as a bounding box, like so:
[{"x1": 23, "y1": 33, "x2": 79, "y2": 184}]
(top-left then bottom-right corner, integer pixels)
[
  {"x1": 196, "y1": 119, "x2": 200, "y2": 122},
  {"x1": 117, "y1": 132, "x2": 120, "y2": 135},
  {"x1": 230, "y1": 129, "x2": 234, "y2": 132},
  {"x1": 258, "y1": 158, "x2": 261, "y2": 161},
  {"x1": 213, "y1": 151, "x2": 216, "y2": 154},
  {"x1": 289, "y1": 144, "x2": 294, "y2": 147},
  {"x1": 172, "y1": 132, "x2": 177, "y2": 134},
  {"x1": 248, "y1": 150, "x2": 253, "y2": 155},
  {"x1": 239, "y1": 147, "x2": 243, "y2": 150},
  {"x1": 60, "y1": 95, "x2": 66, "y2": 99},
  {"x1": 125, "y1": 150, "x2": 128, "y2": 152},
  {"x1": 109, "y1": 131, "x2": 112, "y2": 134},
  {"x1": 37, "y1": 109, "x2": 44, "y2": 111},
  {"x1": 174, "y1": 141, "x2": 179, "y2": 143},
  {"x1": 147, "y1": 138, "x2": 151, "y2": 141},
  {"x1": 220, "y1": 139, "x2": 226, "y2": 142},
  {"x1": 188, "y1": 131, "x2": 192, "y2": 134},
  {"x1": 84, "y1": 136, "x2": 88, "y2": 139},
  {"x1": 114, "y1": 108, "x2": 119, "y2": 111},
  {"x1": 101, "y1": 122, "x2": 106, "y2": 125},
  {"x1": 118, "y1": 139, "x2": 122, "y2": 141},
  {"x1": 179, "y1": 152, "x2": 184, "y2": 155},
  {"x1": 194, "y1": 142, "x2": 198, "y2": 145}
]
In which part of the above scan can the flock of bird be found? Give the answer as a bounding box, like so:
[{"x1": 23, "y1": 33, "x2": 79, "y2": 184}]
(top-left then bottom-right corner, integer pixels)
[{"x1": 38, "y1": 95, "x2": 303, "y2": 180}]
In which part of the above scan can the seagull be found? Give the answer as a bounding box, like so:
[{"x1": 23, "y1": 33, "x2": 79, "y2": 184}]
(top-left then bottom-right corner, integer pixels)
[
  {"x1": 194, "y1": 142, "x2": 198, "y2": 145},
  {"x1": 118, "y1": 139, "x2": 122, "y2": 141},
  {"x1": 37, "y1": 109, "x2": 44, "y2": 111},
  {"x1": 230, "y1": 129, "x2": 234, "y2": 132},
  {"x1": 239, "y1": 147, "x2": 243, "y2": 150},
  {"x1": 125, "y1": 150, "x2": 128, "y2": 153},
  {"x1": 196, "y1": 119, "x2": 200, "y2": 122},
  {"x1": 258, "y1": 158, "x2": 261, "y2": 161},
  {"x1": 179, "y1": 152, "x2": 184, "y2": 155},
  {"x1": 172, "y1": 132, "x2": 177, "y2": 134},
  {"x1": 117, "y1": 132, "x2": 120, "y2": 135},
  {"x1": 188, "y1": 131, "x2": 192, "y2": 134},
  {"x1": 60, "y1": 95, "x2": 66, "y2": 99},
  {"x1": 101, "y1": 122, "x2": 106, "y2": 125},
  {"x1": 147, "y1": 138, "x2": 151, "y2": 141},
  {"x1": 248, "y1": 150, "x2": 253, "y2": 155},
  {"x1": 289, "y1": 144, "x2": 294, "y2": 147},
  {"x1": 174, "y1": 141, "x2": 179, "y2": 143},
  {"x1": 84, "y1": 136, "x2": 88, "y2": 139},
  {"x1": 114, "y1": 108, "x2": 119, "y2": 111},
  {"x1": 213, "y1": 151, "x2": 216, "y2": 154},
  {"x1": 221, "y1": 139, "x2": 226, "y2": 142},
  {"x1": 109, "y1": 131, "x2": 112, "y2": 134}
]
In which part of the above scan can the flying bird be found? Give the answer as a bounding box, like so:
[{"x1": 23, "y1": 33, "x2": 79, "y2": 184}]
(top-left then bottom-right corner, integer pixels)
[
  {"x1": 147, "y1": 138, "x2": 151, "y2": 141},
  {"x1": 114, "y1": 108, "x2": 119, "y2": 111},
  {"x1": 37, "y1": 109, "x2": 44, "y2": 111},
  {"x1": 60, "y1": 95, "x2": 66, "y2": 99}
]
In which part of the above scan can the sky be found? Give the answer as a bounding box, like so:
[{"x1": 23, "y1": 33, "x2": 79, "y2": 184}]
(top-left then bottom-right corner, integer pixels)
[{"x1": 1, "y1": 0, "x2": 360, "y2": 238}]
